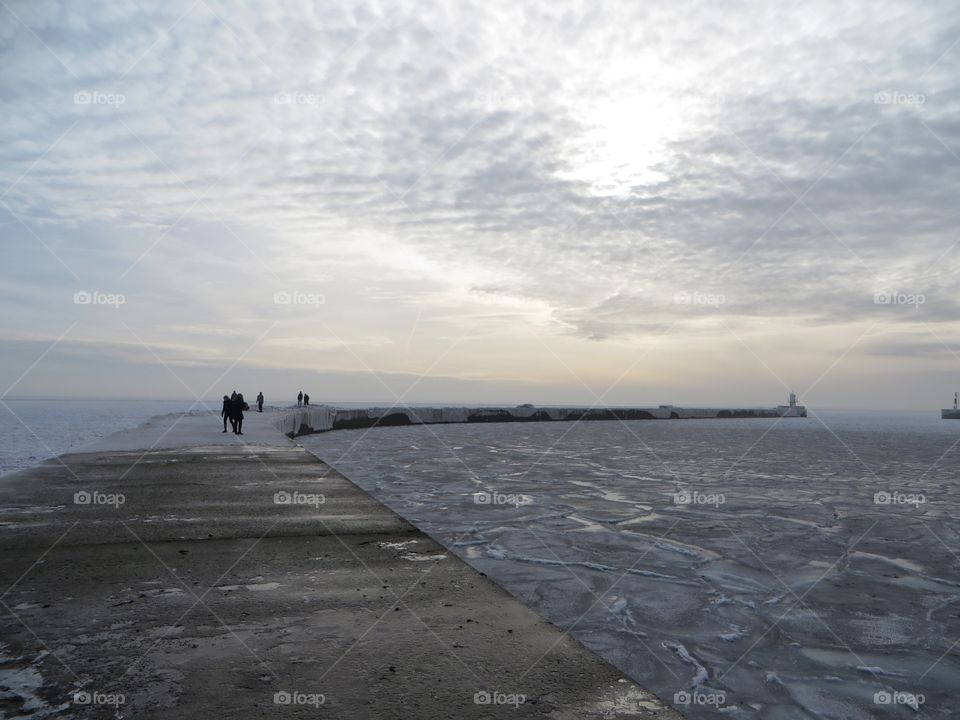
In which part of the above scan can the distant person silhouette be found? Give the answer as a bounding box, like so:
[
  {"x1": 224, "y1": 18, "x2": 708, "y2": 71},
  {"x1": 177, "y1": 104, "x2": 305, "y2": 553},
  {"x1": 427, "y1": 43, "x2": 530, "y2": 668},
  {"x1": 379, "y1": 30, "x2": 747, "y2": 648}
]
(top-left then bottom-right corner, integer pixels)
[
  {"x1": 221, "y1": 395, "x2": 231, "y2": 433},
  {"x1": 303, "y1": 393, "x2": 310, "y2": 406},
  {"x1": 256, "y1": 392, "x2": 264, "y2": 412},
  {"x1": 233, "y1": 393, "x2": 246, "y2": 435},
  {"x1": 297, "y1": 391, "x2": 303, "y2": 408}
]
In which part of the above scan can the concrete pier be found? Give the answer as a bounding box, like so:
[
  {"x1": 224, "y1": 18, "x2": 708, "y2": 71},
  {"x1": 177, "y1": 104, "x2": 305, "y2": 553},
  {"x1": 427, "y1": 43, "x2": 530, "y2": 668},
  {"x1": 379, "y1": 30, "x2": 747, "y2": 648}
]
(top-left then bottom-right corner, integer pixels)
[
  {"x1": 278, "y1": 402, "x2": 807, "y2": 438},
  {"x1": 0, "y1": 411, "x2": 682, "y2": 719}
]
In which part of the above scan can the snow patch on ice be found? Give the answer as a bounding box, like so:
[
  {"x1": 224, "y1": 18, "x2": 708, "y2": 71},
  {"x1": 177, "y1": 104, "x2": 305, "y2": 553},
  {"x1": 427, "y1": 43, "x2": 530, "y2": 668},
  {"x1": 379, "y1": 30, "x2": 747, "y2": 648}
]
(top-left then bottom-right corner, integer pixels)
[
  {"x1": 0, "y1": 644, "x2": 66, "y2": 718},
  {"x1": 377, "y1": 540, "x2": 419, "y2": 550},
  {"x1": 400, "y1": 553, "x2": 447, "y2": 562},
  {"x1": 851, "y1": 551, "x2": 923, "y2": 573},
  {"x1": 719, "y1": 625, "x2": 748, "y2": 641},
  {"x1": 216, "y1": 582, "x2": 280, "y2": 591},
  {"x1": 486, "y1": 545, "x2": 681, "y2": 580},
  {"x1": 661, "y1": 641, "x2": 710, "y2": 686},
  {"x1": 486, "y1": 545, "x2": 507, "y2": 560}
]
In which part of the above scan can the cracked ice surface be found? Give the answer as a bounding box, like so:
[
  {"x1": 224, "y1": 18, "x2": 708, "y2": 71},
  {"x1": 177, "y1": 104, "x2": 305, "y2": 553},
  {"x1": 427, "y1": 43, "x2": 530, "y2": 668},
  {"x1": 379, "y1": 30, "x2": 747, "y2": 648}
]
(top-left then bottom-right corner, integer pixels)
[{"x1": 301, "y1": 411, "x2": 960, "y2": 719}]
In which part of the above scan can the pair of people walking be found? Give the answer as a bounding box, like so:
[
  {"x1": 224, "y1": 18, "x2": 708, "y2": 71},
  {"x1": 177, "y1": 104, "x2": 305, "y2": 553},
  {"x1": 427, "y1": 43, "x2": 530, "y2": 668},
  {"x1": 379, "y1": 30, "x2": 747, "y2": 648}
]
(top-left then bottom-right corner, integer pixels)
[
  {"x1": 297, "y1": 391, "x2": 310, "y2": 407},
  {"x1": 221, "y1": 391, "x2": 248, "y2": 434}
]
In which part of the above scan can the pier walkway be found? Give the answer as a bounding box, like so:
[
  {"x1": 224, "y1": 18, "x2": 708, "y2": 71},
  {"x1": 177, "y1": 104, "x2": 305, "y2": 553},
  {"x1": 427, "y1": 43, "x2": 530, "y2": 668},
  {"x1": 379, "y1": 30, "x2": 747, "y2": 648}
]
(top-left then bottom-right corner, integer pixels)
[{"x1": 0, "y1": 410, "x2": 682, "y2": 718}]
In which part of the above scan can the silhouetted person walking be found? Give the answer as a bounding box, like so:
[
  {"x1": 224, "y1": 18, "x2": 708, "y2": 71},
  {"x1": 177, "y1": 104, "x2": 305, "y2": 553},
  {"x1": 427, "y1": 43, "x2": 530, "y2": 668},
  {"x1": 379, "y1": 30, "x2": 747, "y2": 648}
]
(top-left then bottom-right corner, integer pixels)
[
  {"x1": 256, "y1": 392, "x2": 264, "y2": 412},
  {"x1": 221, "y1": 395, "x2": 231, "y2": 433},
  {"x1": 233, "y1": 393, "x2": 245, "y2": 435},
  {"x1": 297, "y1": 390, "x2": 303, "y2": 408},
  {"x1": 303, "y1": 393, "x2": 310, "y2": 406}
]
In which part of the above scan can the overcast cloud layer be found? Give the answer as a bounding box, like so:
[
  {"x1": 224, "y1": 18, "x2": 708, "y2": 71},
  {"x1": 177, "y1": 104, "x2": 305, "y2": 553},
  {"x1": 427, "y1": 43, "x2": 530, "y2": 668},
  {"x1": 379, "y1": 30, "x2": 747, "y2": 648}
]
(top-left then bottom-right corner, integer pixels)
[{"x1": 2, "y1": 0, "x2": 960, "y2": 408}]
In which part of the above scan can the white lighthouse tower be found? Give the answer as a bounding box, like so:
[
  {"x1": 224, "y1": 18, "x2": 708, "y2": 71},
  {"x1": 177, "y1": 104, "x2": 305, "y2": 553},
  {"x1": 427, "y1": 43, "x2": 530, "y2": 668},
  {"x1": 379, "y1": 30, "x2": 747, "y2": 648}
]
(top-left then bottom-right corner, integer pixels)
[{"x1": 778, "y1": 392, "x2": 806, "y2": 417}]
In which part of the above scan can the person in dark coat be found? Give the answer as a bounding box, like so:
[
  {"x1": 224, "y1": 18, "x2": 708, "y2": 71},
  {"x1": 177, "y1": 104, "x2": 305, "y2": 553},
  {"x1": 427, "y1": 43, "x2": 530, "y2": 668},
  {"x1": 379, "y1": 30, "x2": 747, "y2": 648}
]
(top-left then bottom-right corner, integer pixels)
[
  {"x1": 221, "y1": 395, "x2": 232, "y2": 433},
  {"x1": 232, "y1": 393, "x2": 245, "y2": 435},
  {"x1": 303, "y1": 393, "x2": 310, "y2": 406},
  {"x1": 297, "y1": 390, "x2": 303, "y2": 408},
  {"x1": 256, "y1": 392, "x2": 264, "y2": 412}
]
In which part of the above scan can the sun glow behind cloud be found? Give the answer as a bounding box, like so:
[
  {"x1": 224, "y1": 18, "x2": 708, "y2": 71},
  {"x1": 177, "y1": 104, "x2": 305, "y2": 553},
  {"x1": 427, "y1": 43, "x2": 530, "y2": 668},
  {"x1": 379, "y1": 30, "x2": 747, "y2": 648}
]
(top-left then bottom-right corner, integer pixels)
[{"x1": 560, "y1": 92, "x2": 684, "y2": 193}]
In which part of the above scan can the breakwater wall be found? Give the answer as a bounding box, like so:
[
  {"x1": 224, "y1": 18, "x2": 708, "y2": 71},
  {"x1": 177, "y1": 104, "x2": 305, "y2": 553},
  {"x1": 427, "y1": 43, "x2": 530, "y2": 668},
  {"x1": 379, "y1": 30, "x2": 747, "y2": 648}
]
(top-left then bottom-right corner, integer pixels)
[{"x1": 277, "y1": 403, "x2": 806, "y2": 438}]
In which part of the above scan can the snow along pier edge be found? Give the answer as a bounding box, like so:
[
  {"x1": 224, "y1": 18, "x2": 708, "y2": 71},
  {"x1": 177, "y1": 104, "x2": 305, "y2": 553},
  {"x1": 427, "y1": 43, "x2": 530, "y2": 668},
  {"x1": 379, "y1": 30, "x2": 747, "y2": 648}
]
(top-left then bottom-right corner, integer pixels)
[{"x1": 277, "y1": 398, "x2": 807, "y2": 439}]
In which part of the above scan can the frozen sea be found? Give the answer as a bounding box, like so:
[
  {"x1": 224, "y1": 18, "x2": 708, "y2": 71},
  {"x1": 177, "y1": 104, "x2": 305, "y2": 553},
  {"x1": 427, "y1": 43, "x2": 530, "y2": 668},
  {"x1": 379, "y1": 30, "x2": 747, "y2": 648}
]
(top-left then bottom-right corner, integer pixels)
[
  {"x1": 301, "y1": 411, "x2": 960, "y2": 720},
  {"x1": 0, "y1": 399, "x2": 198, "y2": 475}
]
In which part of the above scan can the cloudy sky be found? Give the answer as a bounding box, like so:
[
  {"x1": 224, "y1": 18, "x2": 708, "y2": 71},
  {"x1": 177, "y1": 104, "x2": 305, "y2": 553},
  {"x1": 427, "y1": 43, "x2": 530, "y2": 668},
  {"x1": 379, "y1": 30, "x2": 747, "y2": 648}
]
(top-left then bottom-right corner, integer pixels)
[{"x1": 2, "y1": 0, "x2": 960, "y2": 409}]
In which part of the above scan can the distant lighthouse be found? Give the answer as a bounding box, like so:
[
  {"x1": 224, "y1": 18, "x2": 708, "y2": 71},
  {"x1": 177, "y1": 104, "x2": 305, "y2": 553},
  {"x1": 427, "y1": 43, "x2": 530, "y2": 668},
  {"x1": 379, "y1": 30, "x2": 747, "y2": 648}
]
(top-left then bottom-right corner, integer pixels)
[
  {"x1": 942, "y1": 393, "x2": 960, "y2": 419},
  {"x1": 777, "y1": 392, "x2": 806, "y2": 417}
]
